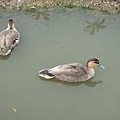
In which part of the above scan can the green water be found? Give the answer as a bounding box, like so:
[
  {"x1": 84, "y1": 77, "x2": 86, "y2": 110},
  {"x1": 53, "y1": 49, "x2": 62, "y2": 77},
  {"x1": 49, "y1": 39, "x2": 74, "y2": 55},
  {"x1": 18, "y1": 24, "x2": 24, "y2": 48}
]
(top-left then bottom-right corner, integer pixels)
[{"x1": 0, "y1": 9, "x2": 120, "y2": 120}]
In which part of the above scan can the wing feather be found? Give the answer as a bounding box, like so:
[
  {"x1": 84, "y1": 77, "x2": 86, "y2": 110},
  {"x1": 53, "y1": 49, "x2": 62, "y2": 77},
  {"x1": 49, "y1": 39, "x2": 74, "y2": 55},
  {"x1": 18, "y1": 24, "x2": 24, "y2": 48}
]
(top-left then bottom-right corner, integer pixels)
[
  {"x1": 49, "y1": 63, "x2": 88, "y2": 82},
  {"x1": 0, "y1": 30, "x2": 20, "y2": 49}
]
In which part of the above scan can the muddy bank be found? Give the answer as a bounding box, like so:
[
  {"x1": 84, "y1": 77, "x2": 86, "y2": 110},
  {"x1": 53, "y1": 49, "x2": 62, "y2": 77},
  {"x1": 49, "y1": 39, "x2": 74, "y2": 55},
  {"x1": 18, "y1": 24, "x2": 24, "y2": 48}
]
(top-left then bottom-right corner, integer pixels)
[{"x1": 0, "y1": 0, "x2": 120, "y2": 14}]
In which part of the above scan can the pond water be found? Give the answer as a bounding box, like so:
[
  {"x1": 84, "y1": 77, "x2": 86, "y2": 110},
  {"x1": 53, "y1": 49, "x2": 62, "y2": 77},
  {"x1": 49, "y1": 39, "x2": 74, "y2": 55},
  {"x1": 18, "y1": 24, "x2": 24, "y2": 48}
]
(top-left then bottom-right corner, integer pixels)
[{"x1": 0, "y1": 8, "x2": 120, "y2": 120}]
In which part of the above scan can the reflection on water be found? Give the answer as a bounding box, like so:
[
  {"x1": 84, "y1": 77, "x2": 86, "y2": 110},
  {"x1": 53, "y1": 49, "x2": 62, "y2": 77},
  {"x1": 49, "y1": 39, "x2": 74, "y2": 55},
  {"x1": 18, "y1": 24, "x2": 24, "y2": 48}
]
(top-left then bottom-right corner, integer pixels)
[
  {"x1": 0, "y1": 54, "x2": 11, "y2": 60},
  {"x1": 84, "y1": 17, "x2": 106, "y2": 35},
  {"x1": 40, "y1": 77, "x2": 102, "y2": 87}
]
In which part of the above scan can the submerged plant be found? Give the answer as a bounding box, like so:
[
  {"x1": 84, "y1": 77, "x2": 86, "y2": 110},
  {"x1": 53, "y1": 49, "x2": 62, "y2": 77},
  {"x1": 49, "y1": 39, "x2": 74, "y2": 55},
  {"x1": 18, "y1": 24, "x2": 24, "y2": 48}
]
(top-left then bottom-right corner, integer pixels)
[
  {"x1": 84, "y1": 17, "x2": 106, "y2": 35},
  {"x1": 32, "y1": 10, "x2": 50, "y2": 20}
]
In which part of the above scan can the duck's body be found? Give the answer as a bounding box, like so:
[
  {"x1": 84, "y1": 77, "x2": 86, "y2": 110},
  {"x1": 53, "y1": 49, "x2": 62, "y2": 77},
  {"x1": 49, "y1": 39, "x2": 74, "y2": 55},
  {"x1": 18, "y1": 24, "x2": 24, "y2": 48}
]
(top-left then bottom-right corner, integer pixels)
[
  {"x1": 39, "y1": 58, "x2": 105, "y2": 82},
  {"x1": 0, "y1": 19, "x2": 20, "y2": 56}
]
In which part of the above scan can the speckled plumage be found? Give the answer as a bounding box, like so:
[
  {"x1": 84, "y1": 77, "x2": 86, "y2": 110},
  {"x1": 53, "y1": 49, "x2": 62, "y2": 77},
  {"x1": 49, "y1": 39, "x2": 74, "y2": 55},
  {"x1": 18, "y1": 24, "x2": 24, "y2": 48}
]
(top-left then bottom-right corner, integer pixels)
[{"x1": 0, "y1": 19, "x2": 20, "y2": 56}]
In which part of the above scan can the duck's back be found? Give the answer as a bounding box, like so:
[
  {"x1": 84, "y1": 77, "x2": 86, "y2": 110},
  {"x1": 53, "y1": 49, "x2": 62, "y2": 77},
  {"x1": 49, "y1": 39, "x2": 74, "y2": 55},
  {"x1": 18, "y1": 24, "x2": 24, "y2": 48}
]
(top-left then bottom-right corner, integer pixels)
[
  {"x1": 0, "y1": 29, "x2": 20, "y2": 47},
  {"x1": 0, "y1": 29, "x2": 20, "y2": 55},
  {"x1": 49, "y1": 63, "x2": 89, "y2": 82}
]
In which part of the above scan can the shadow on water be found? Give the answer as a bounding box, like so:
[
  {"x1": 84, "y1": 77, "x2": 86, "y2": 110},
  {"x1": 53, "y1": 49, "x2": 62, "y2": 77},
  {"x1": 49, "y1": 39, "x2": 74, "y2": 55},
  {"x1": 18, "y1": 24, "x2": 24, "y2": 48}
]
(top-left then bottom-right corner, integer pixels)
[
  {"x1": 0, "y1": 54, "x2": 11, "y2": 60},
  {"x1": 84, "y1": 17, "x2": 106, "y2": 35},
  {"x1": 40, "y1": 77, "x2": 102, "y2": 87}
]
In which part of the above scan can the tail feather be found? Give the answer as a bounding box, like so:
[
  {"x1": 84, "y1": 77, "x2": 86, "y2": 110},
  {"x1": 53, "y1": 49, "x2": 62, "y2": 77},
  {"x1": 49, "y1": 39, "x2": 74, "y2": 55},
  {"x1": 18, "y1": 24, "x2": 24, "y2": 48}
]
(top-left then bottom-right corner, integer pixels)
[
  {"x1": 39, "y1": 69, "x2": 55, "y2": 79},
  {"x1": 0, "y1": 48, "x2": 11, "y2": 56}
]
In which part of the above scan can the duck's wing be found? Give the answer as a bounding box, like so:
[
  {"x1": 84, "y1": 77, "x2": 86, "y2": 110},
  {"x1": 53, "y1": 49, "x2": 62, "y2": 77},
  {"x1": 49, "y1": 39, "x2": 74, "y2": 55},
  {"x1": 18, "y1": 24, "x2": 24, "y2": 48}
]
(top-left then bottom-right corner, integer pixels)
[
  {"x1": 49, "y1": 63, "x2": 88, "y2": 82},
  {"x1": 0, "y1": 30, "x2": 20, "y2": 48},
  {"x1": 0, "y1": 30, "x2": 20, "y2": 55},
  {"x1": 0, "y1": 30, "x2": 6, "y2": 49},
  {"x1": 4, "y1": 30, "x2": 20, "y2": 47}
]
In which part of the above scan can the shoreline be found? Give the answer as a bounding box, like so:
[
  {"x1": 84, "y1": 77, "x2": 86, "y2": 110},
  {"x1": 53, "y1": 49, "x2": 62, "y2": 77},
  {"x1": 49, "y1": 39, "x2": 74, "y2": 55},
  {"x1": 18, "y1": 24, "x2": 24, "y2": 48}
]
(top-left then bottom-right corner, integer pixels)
[{"x1": 0, "y1": 0, "x2": 120, "y2": 14}]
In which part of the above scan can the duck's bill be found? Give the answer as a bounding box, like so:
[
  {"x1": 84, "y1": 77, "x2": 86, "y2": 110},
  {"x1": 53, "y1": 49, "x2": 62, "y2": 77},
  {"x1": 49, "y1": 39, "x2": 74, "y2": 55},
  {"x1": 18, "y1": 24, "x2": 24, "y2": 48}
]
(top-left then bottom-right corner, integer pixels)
[{"x1": 98, "y1": 64, "x2": 105, "y2": 69}]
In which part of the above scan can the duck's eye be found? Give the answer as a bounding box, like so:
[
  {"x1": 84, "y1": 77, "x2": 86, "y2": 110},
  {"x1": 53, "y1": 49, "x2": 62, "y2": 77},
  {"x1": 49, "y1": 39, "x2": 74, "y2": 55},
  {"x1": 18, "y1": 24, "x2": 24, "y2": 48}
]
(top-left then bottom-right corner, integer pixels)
[{"x1": 94, "y1": 61, "x2": 99, "y2": 64}]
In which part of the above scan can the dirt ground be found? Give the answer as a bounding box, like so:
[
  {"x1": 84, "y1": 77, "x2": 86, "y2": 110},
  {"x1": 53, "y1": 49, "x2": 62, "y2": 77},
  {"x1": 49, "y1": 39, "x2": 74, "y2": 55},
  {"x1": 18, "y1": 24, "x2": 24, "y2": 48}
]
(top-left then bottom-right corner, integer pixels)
[
  {"x1": 0, "y1": 0, "x2": 24, "y2": 8},
  {"x1": 0, "y1": 0, "x2": 119, "y2": 13}
]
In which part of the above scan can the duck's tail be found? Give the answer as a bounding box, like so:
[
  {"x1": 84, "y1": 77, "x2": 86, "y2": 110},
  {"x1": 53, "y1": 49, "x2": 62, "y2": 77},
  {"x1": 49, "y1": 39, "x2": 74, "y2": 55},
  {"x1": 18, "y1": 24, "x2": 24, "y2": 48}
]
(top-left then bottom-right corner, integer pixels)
[
  {"x1": 39, "y1": 69, "x2": 55, "y2": 79},
  {"x1": 0, "y1": 48, "x2": 11, "y2": 56}
]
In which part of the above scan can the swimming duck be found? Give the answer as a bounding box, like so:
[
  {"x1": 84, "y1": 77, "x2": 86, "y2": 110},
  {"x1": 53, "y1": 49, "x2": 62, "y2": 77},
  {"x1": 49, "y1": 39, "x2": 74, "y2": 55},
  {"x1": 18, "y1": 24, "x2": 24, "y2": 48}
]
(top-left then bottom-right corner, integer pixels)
[
  {"x1": 39, "y1": 58, "x2": 105, "y2": 82},
  {"x1": 0, "y1": 19, "x2": 20, "y2": 56}
]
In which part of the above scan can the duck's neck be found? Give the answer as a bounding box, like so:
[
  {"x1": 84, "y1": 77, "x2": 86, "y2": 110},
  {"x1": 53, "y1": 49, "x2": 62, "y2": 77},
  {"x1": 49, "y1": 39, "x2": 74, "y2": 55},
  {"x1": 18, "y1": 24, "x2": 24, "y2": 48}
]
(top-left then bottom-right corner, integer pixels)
[
  {"x1": 6, "y1": 23, "x2": 15, "y2": 30},
  {"x1": 87, "y1": 67, "x2": 95, "y2": 79}
]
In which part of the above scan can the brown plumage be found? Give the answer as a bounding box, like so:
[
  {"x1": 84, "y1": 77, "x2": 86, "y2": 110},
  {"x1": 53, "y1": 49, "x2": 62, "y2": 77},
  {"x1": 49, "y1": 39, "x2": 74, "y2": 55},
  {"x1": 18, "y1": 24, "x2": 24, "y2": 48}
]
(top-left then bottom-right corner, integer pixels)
[
  {"x1": 0, "y1": 19, "x2": 20, "y2": 56},
  {"x1": 39, "y1": 58, "x2": 105, "y2": 82}
]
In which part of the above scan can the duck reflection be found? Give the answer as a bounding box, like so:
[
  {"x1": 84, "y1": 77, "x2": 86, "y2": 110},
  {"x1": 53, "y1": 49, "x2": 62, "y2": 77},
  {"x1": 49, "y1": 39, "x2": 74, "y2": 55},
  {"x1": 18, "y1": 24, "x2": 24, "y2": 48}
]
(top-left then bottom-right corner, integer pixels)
[
  {"x1": 84, "y1": 17, "x2": 106, "y2": 35},
  {"x1": 40, "y1": 77, "x2": 102, "y2": 87},
  {"x1": 0, "y1": 53, "x2": 11, "y2": 60}
]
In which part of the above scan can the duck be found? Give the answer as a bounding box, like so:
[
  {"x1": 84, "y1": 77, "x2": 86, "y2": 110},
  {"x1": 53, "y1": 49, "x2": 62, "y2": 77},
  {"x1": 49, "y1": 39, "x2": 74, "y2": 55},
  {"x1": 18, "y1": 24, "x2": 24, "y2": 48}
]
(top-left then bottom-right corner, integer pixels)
[
  {"x1": 0, "y1": 19, "x2": 20, "y2": 56},
  {"x1": 39, "y1": 58, "x2": 105, "y2": 82}
]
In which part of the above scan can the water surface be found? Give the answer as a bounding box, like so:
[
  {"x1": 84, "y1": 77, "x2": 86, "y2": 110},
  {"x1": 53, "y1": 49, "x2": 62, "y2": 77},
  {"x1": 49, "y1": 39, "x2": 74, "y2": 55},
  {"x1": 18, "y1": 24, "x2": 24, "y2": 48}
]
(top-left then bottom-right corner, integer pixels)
[{"x1": 0, "y1": 9, "x2": 120, "y2": 120}]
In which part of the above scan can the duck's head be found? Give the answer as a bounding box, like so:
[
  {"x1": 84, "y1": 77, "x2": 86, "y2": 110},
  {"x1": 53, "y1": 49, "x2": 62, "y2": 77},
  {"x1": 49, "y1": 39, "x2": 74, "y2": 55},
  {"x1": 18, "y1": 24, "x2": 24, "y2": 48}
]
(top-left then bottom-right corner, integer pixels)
[
  {"x1": 87, "y1": 58, "x2": 105, "y2": 69},
  {"x1": 7, "y1": 19, "x2": 15, "y2": 30}
]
